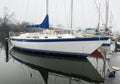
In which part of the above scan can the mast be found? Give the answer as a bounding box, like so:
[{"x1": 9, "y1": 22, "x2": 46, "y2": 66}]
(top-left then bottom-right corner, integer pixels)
[
  {"x1": 70, "y1": 0, "x2": 73, "y2": 29},
  {"x1": 46, "y1": 0, "x2": 48, "y2": 15},
  {"x1": 98, "y1": 2, "x2": 101, "y2": 32},
  {"x1": 105, "y1": 0, "x2": 109, "y2": 33}
]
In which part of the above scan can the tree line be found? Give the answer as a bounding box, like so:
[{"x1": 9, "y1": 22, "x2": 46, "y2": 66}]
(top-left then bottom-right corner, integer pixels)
[{"x1": 0, "y1": 8, "x2": 29, "y2": 44}]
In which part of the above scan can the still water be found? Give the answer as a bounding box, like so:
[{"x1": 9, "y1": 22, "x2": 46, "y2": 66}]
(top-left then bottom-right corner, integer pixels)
[{"x1": 0, "y1": 46, "x2": 106, "y2": 84}]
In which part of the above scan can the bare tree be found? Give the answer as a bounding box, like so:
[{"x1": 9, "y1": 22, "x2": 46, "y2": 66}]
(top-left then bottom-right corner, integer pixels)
[
  {"x1": 2, "y1": 7, "x2": 15, "y2": 24},
  {"x1": 0, "y1": 7, "x2": 15, "y2": 44}
]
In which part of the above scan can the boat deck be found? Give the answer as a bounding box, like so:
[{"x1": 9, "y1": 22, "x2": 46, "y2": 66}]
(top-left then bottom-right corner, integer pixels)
[{"x1": 104, "y1": 52, "x2": 120, "y2": 84}]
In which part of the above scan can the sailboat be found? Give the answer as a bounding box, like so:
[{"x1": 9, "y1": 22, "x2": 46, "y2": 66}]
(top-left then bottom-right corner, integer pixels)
[
  {"x1": 9, "y1": 0, "x2": 109, "y2": 58},
  {"x1": 90, "y1": 0, "x2": 114, "y2": 58}
]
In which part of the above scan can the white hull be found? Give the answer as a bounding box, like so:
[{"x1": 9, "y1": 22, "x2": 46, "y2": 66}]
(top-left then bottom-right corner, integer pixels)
[{"x1": 10, "y1": 38, "x2": 108, "y2": 55}]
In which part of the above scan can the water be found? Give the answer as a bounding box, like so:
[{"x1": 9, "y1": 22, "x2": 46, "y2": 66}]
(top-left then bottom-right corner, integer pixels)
[{"x1": 0, "y1": 46, "x2": 105, "y2": 84}]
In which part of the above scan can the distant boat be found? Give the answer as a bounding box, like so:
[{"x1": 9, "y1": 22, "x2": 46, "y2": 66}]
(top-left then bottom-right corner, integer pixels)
[
  {"x1": 9, "y1": 0, "x2": 109, "y2": 58},
  {"x1": 89, "y1": 0, "x2": 114, "y2": 58}
]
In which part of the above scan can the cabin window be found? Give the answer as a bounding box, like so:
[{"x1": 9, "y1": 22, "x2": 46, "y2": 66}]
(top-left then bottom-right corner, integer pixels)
[
  {"x1": 76, "y1": 37, "x2": 79, "y2": 38},
  {"x1": 58, "y1": 36, "x2": 62, "y2": 38},
  {"x1": 45, "y1": 36, "x2": 48, "y2": 38},
  {"x1": 33, "y1": 36, "x2": 39, "y2": 38},
  {"x1": 26, "y1": 36, "x2": 31, "y2": 38}
]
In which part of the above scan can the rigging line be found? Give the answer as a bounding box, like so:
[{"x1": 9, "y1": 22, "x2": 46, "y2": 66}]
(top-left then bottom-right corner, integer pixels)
[
  {"x1": 92, "y1": 0, "x2": 100, "y2": 24},
  {"x1": 56, "y1": 0, "x2": 63, "y2": 27},
  {"x1": 63, "y1": 0, "x2": 69, "y2": 28},
  {"x1": 34, "y1": 0, "x2": 38, "y2": 23},
  {"x1": 57, "y1": 0, "x2": 63, "y2": 25},
  {"x1": 105, "y1": 0, "x2": 109, "y2": 29},
  {"x1": 70, "y1": 0, "x2": 73, "y2": 29},
  {"x1": 25, "y1": 0, "x2": 29, "y2": 21},
  {"x1": 93, "y1": 0, "x2": 104, "y2": 27},
  {"x1": 93, "y1": 0, "x2": 100, "y2": 21},
  {"x1": 93, "y1": 0, "x2": 99, "y2": 11},
  {"x1": 101, "y1": 9, "x2": 106, "y2": 26},
  {"x1": 109, "y1": 11, "x2": 113, "y2": 27},
  {"x1": 52, "y1": 0, "x2": 58, "y2": 26},
  {"x1": 76, "y1": 0, "x2": 83, "y2": 28},
  {"x1": 81, "y1": 0, "x2": 86, "y2": 28},
  {"x1": 93, "y1": 0, "x2": 101, "y2": 26},
  {"x1": 46, "y1": 0, "x2": 48, "y2": 15}
]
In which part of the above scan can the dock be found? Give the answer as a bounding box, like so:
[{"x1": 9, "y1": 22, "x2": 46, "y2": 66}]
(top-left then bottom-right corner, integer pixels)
[{"x1": 104, "y1": 52, "x2": 120, "y2": 84}]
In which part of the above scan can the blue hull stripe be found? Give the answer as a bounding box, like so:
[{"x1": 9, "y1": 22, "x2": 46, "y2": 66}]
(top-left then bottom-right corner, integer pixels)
[
  {"x1": 11, "y1": 37, "x2": 109, "y2": 42},
  {"x1": 102, "y1": 43, "x2": 110, "y2": 46}
]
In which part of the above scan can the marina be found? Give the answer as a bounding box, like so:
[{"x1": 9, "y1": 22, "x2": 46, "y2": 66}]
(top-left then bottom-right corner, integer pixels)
[{"x1": 0, "y1": 0, "x2": 120, "y2": 84}]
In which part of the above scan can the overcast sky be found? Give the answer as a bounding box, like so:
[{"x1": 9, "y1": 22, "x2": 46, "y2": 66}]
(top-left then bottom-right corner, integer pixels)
[{"x1": 0, "y1": 0, "x2": 120, "y2": 31}]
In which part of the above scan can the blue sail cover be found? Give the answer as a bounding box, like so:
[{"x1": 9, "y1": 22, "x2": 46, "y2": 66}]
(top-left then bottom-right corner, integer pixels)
[{"x1": 26, "y1": 15, "x2": 49, "y2": 29}]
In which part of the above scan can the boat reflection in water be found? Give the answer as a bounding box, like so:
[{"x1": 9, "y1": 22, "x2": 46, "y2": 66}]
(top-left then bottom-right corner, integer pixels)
[{"x1": 9, "y1": 47, "x2": 104, "y2": 84}]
